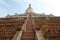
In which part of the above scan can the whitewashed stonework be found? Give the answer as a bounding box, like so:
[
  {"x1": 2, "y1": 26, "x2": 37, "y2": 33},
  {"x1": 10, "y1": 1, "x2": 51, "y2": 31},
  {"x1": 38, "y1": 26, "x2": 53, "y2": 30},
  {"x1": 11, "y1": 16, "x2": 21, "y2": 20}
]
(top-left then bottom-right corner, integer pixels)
[{"x1": 6, "y1": 4, "x2": 54, "y2": 18}]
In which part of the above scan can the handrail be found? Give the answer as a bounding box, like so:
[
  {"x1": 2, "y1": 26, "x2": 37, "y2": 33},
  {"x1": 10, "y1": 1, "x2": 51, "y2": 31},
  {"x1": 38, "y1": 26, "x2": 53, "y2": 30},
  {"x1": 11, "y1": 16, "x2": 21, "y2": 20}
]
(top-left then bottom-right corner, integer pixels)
[
  {"x1": 12, "y1": 31, "x2": 19, "y2": 40},
  {"x1": 32, "y1": 18, "x2": 45, "y2": 40},
  {"x1": 16, "y1": 30, "x2": 23, "y2": 40},
  {"x1": 12, "y1": 16, "x2": 28, "y2": 40},
  {"x1": 21, "y1": 17, "x2": 28, "y2": 31},
  {"x1": 12, "y1": 31, "x2": 23, "y2": 40},
  {"x1": 36, "y1": 31, "x2": 45, "y2": 40}
]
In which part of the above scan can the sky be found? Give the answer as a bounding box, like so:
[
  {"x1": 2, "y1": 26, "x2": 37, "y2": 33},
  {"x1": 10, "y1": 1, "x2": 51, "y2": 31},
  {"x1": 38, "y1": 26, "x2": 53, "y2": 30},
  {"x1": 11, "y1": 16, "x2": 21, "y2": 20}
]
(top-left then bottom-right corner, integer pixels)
[{"x1": 0, "y1": 0, "x2": 60, "y2": 17}]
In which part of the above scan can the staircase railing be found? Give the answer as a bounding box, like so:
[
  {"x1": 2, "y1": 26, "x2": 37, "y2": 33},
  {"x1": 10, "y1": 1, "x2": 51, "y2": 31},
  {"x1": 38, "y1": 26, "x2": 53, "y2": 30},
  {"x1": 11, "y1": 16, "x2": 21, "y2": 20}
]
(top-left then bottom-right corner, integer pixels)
[
  {"x1": 12, "y1": 31, "x2": 19, "y2": 40},
  {"x1": 12, "y1": 31, "x2": 23, "y2": 40},
  {"x1": 32, "y1": 18, "x2": 45, "y2": 40},
  {"x1": 12, "y1": 17, "x2": 28, "y2": 40}
]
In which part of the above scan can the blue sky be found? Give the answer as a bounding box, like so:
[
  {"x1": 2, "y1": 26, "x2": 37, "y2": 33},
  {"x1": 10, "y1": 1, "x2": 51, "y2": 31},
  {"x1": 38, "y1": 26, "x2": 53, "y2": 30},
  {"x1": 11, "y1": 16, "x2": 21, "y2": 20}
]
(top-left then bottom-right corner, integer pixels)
[{"x1": 0, "y1": 0, "x2": 60, "y2": 17}]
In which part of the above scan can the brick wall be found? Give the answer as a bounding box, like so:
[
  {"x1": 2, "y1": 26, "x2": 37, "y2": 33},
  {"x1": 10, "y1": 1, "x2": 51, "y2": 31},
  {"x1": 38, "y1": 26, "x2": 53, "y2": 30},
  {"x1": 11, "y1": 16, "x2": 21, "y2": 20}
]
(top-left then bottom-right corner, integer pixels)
[{"x1": 0, "y1": 18, "x2": 26, "y2": 40}]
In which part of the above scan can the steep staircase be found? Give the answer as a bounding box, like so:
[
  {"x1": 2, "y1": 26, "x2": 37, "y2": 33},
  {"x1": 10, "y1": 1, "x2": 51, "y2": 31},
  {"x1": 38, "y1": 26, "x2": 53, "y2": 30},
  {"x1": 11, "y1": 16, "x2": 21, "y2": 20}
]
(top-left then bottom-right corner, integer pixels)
[
  {"x1": 21, "y1": 14, "x2": 36, "y2": 40},
  {"x1": 12, "y1": 5, "x2": 45, "y2": 40},
  {"x1": 21, "y1": 31, "x2": 35, "y2": 40}
]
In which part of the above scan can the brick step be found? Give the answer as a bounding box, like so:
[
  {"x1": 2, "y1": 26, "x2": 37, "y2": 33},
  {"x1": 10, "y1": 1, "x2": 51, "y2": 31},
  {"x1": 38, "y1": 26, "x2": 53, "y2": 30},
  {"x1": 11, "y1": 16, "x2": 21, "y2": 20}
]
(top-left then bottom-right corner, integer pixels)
[
  {"x1": 21, "y1": 31, "x2": 35, "y2": 40},
  {"x1": 23, "y1": 31, "x2": 35, "y2": 33},
  {"x1": 22, "y1": 36, "x2": 35, "y2": 38},
  {"x1": 21, "y1": 38, "x2": 35, "y2": 40},
  {"x1": 22, "y1": 35, "x2": 35, "y2": 37},
  {"x1": 26, "y1": 28, "x2": 34, "y2": 31},
  {"x1": 23, "y1": 32, "x2": 34, "y2": 34},
  {"x1": 23, "y1": 34, "x2": 35, "y2": 36},
  {"x1": 22, "y1": 36, "x2": 35, "y2": 39},
  {"x1": 26, "y1": 30, "x2": 34, "y2": 31}
]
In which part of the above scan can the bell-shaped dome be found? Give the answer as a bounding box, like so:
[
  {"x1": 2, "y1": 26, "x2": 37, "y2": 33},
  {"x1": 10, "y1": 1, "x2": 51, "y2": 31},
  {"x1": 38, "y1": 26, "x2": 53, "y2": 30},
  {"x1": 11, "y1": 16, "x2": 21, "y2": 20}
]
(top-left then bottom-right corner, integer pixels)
[{"x1": 26, "y1": 4, "x2": 33, "y2": 13}]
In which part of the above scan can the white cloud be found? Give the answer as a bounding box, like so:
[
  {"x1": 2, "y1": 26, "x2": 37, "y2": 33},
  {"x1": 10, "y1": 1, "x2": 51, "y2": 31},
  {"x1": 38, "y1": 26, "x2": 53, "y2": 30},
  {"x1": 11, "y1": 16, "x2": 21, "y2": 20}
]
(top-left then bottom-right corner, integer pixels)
[
  {"x1": 0, "y1": 7, "x2": 10, "y2": 17},
  {"x1": 12, "y1": 0, "x2": 23, "y2": 4},
  {"x1": 0, "y1": 0, "x2": 10, "y2": 7},
  {"x1": 12, "y1": 0, "x2": 60, "y2": 16},
  {"x1": 44, "y1": 0, "x2": 60, "y2": 16},
  {"x1": 0, "y1": 0, "x2": 11, "y2": 17},
  {"x1": 12, "y1": 0, "x2": 34, "y2": 4},
  {"x1": 0, "y1": 0, "x2": 60, "y2": 16},
  {"x1": 32, "y1": 0, "x2": 60, "y2": 16},
  {"x1": 25, "y1": 0, "x2": 34, "y2": 3}
]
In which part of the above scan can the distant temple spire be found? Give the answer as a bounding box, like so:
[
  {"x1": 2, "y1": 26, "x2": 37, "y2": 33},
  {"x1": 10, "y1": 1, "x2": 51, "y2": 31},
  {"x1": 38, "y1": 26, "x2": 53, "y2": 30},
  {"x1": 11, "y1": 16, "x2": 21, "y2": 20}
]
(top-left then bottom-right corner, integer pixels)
[
  {"x1": 29, "y1": 4, "x2": 31, "y2": 8},
  {"x1": 26, "y1": 4, "x2": 33, "y2": 13},
  {"x1": 29, "y1": 4, "x2": 31, "y2": 6}
]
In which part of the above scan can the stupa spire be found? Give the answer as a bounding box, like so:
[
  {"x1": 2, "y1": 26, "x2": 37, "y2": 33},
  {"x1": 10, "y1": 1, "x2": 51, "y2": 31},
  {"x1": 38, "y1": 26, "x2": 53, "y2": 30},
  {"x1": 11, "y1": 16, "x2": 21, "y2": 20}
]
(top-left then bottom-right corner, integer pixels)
[
  {"x1": 26, "y1": 4, "x2": 33, "y2": 13},
  {"x1": 29, "y1": 4, "x2": 31, "y2": 9}
]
